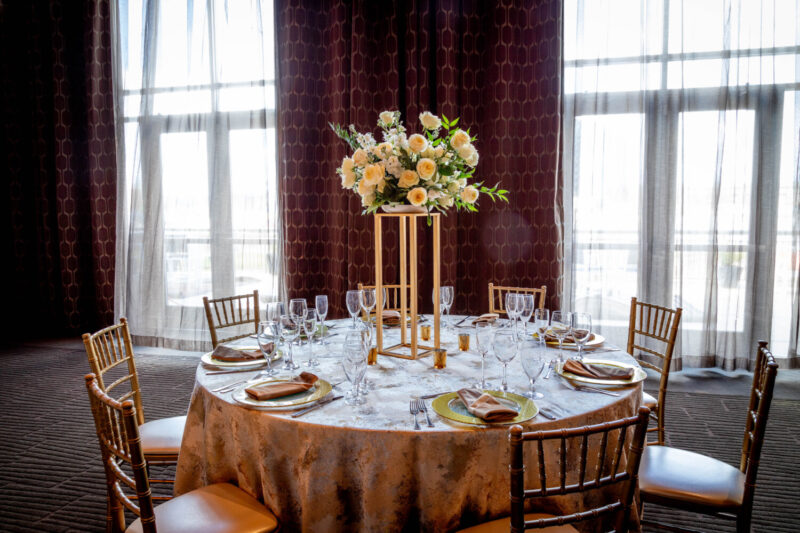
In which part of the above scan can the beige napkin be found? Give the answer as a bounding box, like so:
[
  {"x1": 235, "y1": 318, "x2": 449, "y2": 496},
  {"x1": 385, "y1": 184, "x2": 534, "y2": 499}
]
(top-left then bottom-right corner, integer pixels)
[
  {"x1": 381, "y1": 310, "x2": 402, "y2": 325},
  {"x1": 245, "y1": 372, "x2": 319, "y2": 401},
  {"x1": 211, "y1": 345, "x2": 266, "y2": 362},
  {"x1": 456, "y1": 388, "x2": 518, "y2": 422},
  {"x1": 562, "y1": 359, "x2": 634, "y2": 381},
  {"x1": 545, "y1": 332, "x2": 597, "y2": 344},
  {"x1": 471, "y1": 313, "x2": 499, "y2": 325}
]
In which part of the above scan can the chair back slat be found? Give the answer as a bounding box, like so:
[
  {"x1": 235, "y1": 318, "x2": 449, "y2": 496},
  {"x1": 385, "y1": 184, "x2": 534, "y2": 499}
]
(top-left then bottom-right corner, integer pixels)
[
  {"x1": 488, "y1": 283, "x2": 547, "y2": 315},
  {"x1": 203, "y1": 290, "x2": 260, "y2": 348},
  {"x1": 509, "y1": 407, "x2": 650, "y2": 533}
]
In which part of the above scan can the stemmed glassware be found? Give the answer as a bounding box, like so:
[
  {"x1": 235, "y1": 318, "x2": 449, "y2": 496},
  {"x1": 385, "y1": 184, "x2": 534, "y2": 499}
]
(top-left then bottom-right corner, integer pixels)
[
  {"x1": 518, "y1": 294, "x2": 536, "y2": 340},
  {"x1": 550, "y1": 310, "x2": 571, "y2": 363},
  {"x1": 473, "y1": 322, "x2": 495, "y2": 390},
  {"x1": 441, "y1": 286, "x2": 454, "y2": 331},
  {"x1": 520, "y1": 340, "x2": 546, "y2": 399},
  {"x1": 533, "y1": 308, "x2": 550, "y2": 345},
  {"x1": 303, "y1": 307, "x2": 319, "y2": 367},
  {"x1": 571, "y1": 312, "x2": 592, "y2": 361},
  {"x1": 346, "y1": 290, "x2": 362, "y2": 327},
  {"x1": 279, "y1": 314, "x2": 301, "y2": 370},
  {"x1": 342, "y1": 331, "x2": 367, "y2": 406},
  {"x1": 256, "y1": 320, "x2": 279, "y2": 377},
  {"x1": 493, "y1": 328, "x2": 519, "y2": 392},
  {"x1": 505, "y1": 293, "x2": 522, "y2": 334},
  {"x1": 315, "y1": 295, "x2": 329, "y2": 344}
]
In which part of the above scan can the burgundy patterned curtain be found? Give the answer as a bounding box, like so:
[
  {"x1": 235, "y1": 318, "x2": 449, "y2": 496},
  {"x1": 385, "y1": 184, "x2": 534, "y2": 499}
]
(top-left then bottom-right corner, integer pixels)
[
  {"x1": 276, "y1": 0, "x2": 563, "y2": 318},
  {"x1": 1, "y1": 0, "x2": 116, "y2": 336}
]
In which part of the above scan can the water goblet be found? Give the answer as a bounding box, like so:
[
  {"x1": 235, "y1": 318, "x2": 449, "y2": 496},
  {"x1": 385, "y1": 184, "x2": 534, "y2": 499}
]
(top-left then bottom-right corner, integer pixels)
[
  {"x1": 473, "y1": 322, "x2": 495, "y2": 389},
  {"x1": 520, "y1": 340, "x2": 546, "y2": 399},
  {"x1": 303, "y1": 307, "x2": 319, "y2": 367},
  {"x1": 493, "y1": 328, "x2": 519, "y2": 392},
  {"x1": 519, "y1": 294, "x2": 536, "y2": 340},
  {"x1": 279, "y1": 314, "x2": 301, "y2": 370},
  {"x1": 571, "y1": 312, "x2": 592, "y2": 361},
  {"x1": 550, "y1": 311, "x2": 571, "y2": 363},
  {"x1": 346, "y1": 290, "x2": 362, "y2": 327},
  {"x1": 533, "y1": 308, "x2": 550, "y2": 345},
  {"x1": 256, "y1": 321, "x2": 279, "y2": 377},
  {"x1": 505, "y1": 292, "x2": 522, "y2": 334}
]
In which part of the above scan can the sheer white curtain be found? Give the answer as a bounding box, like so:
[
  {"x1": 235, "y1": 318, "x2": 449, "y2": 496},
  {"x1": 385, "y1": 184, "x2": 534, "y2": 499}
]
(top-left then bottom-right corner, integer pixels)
[
  {"x1": 562, "y1": 0, "x2": 800, "y2": 369},
  {"x1": 112, "y1": 0, "x2": 283, "y2": 349}
]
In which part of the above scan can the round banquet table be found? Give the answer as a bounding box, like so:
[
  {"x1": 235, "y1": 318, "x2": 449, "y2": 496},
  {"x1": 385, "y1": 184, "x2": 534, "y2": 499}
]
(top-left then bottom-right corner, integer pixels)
[{"x1": 174, "y1": 317, "x2": 643, "y2": 532}]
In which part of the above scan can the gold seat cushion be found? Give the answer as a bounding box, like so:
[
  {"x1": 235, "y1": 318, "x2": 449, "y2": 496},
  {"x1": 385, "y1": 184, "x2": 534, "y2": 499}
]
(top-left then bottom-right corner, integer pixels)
[
  {"x1": 639, "y1": 445, "x2": 745, "y2": 511},
  {"x1": 457, "y1": 513, "x2": 578, "y2": 533},
  {"x1": 139, "y1": 415, "x2": 186, "y2": 456},
  {"x1": 126, "y1": 483, "x2": 279, "y2": 533},
  {"x1": 642, "y1": 391, "x2": 658, "y2": 409}
]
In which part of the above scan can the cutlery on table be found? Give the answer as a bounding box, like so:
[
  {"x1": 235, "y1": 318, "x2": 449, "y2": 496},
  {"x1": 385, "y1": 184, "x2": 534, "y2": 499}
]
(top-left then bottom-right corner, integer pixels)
[
  {"x1": 409, "y1": 400, "x2": 421, "y2": 430},
  {"x1": 212, "y1": 379, "x2": 251, "y2": 393},
  {"x1": 453, "y1": 316, "x2": 472, "y2": 327},
  {"x1": 544, "y1": 360, "x2": 555, "y2": 379},
  {"x1": 560, "y1": 377, "x2": 620, "y2": 397},
  {"x1": 416, "y1": 399, "x2": 434, "y2": 427},
  {"x1": 537, "y1": 408, "x2": 557, "y2": 420},
  {"x1": 419, "y1": 391, "x2": 453, "y2": 400},
  {"x1": 291, "y1": 395, "x2": 343, "y2": 418},
  {"x1": 205, "y1": 367, "x2": 264, "y2": 375}
]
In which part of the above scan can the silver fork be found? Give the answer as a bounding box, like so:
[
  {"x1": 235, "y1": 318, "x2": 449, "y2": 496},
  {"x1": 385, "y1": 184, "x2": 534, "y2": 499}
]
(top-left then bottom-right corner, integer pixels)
[
  {"x1": 212, "y1": 378, "x2": 252, "y2": 393},
  {"x1": 416, "y1": 399, "x2": 434, "y2": 427},
  {"x1": 409, "y1": 400, "x2": 421, "y2": 430}
]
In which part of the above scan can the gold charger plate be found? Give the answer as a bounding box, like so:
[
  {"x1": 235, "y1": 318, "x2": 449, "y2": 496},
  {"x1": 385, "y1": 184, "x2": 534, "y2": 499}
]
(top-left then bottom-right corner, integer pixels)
[
  {"x1": 201, "y1": 346, "x2": 282, "y2": 368},
  {"x1": 431, "y1": 391, "x2": 538, "y2": 426},
  {"x1": 540, "y1": 332, "x2": 605, "y2": 348},
  {"x1": 556, "y1": 358, "x2": 646, "y2": 386},
  {"x1": 231, "y1": 378, "x2": 332, "y2": 409}
]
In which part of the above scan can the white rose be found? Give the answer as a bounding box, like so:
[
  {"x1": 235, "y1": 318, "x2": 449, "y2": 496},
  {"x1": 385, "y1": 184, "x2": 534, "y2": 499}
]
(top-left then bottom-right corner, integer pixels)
[
  {"x1": 440, "y1": 195, "x2": 454, "y2": 208},
  {"x1": 407, "y1": 187, "x2": 428, "y2": 206},
  {"x1": 434, "y1": 145, "x2": 445, "y2": 157},
  {"x1": 408, "y1": 133, "x2": 428, "y2": 153},
  {"x1": 447, "y1": 181, "x2": 459, "y2": 194},
  {"x1": 450, "y1": 129, "x2": 470, "y2": 149},
  {"x1": 466, "y1": 151, "x2": 479, "y2": 167},
  {"x1": 341, "y1": 171, "x2": 356, "y2": 188},
  {"x1": 363, "y1": 163, "x2": 385, "y2": 185},
  {"x1": 457, "y1": 143, "x2": 476, "y2": 161},
  {"x1": 398, "y1": 170, "x2": 420, "y2": 189},
  {"x1": 419, "y1": 111, "x2": 442, "y2": 130},
  {"x1": 379, "y1": 111, "x2": 395, "y2": 125},
  {"x1": 460, "y1": 185, "x2": 479, "y2": 204},
  {"x1": 457, "y1": 178, "x2": 467, "y2": 187},
  {"x1": 416, "y1": 158, "x2": 437, "y2": 180},
  {"x1": 422, "y1": 145, "x2": 436, "y2": 159},
  {"x1": 427, "y1": 189, "x2": 442, "y2": 200},
  {"x1": 353, "y1": 148, "x2": 369, "y2": 166}
]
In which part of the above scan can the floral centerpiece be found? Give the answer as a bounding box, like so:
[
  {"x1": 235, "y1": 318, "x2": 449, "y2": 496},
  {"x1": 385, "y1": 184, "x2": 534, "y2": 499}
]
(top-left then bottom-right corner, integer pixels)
[{"x1": 331, "y1": 111, "x2": 508, "y2": 216}]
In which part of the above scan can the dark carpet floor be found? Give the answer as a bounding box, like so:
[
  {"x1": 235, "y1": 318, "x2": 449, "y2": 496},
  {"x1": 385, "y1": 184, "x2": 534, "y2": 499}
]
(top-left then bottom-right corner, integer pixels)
[{"x1": 0, "y1": 344, "x2": 797, "y2": 532}]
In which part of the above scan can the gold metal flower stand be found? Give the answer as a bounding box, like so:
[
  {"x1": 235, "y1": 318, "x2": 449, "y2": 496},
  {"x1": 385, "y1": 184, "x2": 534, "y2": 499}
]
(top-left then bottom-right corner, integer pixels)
[{"x1": 374, "y1": 212, "x2": 441, "y2": 359}]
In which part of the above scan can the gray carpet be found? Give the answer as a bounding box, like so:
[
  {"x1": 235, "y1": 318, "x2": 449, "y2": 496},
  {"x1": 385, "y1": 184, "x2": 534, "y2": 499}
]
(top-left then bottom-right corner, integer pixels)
[{"x1": 0, "y1": 344, "x2": 797, "y2": 532}]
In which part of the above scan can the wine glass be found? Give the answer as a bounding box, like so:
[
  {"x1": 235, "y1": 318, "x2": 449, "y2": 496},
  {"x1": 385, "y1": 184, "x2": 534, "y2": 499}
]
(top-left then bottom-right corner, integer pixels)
[
  {"x1": 279, "y1": 314, "x2": 301, "y2": 370},
  {"x1": 519, "y1": 294, "x2": 536, "y2": 340},
  {"x1": 360, "y1": 288, "x2": 376, "y2": 319},
  {"x1": 505, "y1": 292, "x2": 521, "y2": 334},
  {"x1": 571, "y1": 312, "x2": 592, "y2": 361},
  {"x1": 441, "y1": 285, "x2": 454, "y2": 331},
  {"x1": 342, "y1": 331, "x2": 367, "y2": 406},
  {"x1": 303, "y1": 307, "x2": 319, "y2": 367},
  {"x1": 346, "y1": 290, "x2": 362, "y2": 327},
  {"x1": 550, "y1": 311, "x2": 571, "y2": 363},
  {"x1": 266, "y1": 302, "x2": 284, "y2": 323},
  {"x1": 315, "y1": 295, "x2": 329, "y2": 344},
  {"x1": 473, "y1": 322, "x2": 495, "y2": 389},
  {"x1": 520, "y1": 340, "x2": 546, "y2": 399},
  {"x1": 493, "y1": 328, "x2": 519, "y2": 392},
  {"x1": 533, "y1": 308, "x2": 550, "y2": 345},
  {"x1": 256, "y1": 321, "x2": 279, "y2": 377},
  {"x1": 289, "y1": 298, "x2": 308, "y2": 358}
]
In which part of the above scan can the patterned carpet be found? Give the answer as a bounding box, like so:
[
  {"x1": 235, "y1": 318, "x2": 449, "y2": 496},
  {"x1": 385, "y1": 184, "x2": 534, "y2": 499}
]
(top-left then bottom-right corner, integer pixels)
[{"x1": 0, "y1": 344, "x2": 797, "y2": 532}]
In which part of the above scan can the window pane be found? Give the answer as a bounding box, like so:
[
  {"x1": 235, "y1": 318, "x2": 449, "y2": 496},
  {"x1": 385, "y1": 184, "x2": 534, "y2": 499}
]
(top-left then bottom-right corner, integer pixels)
[
  {"x1": 667, "y1": 54, "x2": 799, "y2": 89},
  {"x1": 155, "y1": 1, "x2": 210, "y2": 87},
  {"x1": 565, "y1": 62, "x2": 661, "y2": 94},
  {"x1": 213, "y1": 0, "x2": 276, "y2": 83},
  {"x1": 565, "y1": 0, "x2": 663, "y2": 60},
  {"x1": 573, "y1": 114, "x2": 644, "y2": 344}
]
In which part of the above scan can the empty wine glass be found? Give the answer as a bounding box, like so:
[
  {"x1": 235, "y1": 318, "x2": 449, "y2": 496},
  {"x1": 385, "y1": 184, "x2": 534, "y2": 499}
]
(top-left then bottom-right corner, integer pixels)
[
  {"x1": 571, "y1": 312, "x2": 592, "y2": 361},
  {"x1": 505, "y1": 292, "x2": 522, "y2": 333},
  {"x1": 315, "y1": 295, "x2": 329, "y2": 344},
  {"x1": 266, "y1": 302, "x2": 284, "y2": 323},
  {"x1": 474, "y1": 322, "x2": 495, "y2": 390},
  {"x1": 550, "y1": 310, "x2": 571, "y2": 363},
  {"x1": 360, "y1": 288, "x2": 376, "y2": 318},
  {"x1": 304, "y1": 307, "x2": 319, "y2": 367},
  {"x1": 279, "y1": 314, "x2": 301, "y2": 370},
  {"x1": 342, "y1": 331, "x2": 367, "y2": 406},
  {"x1": 519, "y1": 294, "x2": 536, "y2": 340},
  {"x1": 256, "y1": 321, "x2": 279, "y2": 377},
  {"x1": 441, "y1": 285, "x2": 454, "y2": 331},
  {"x1": 520, "y1": 340, "x2": 546, "y2": 399},
  {"x1": 533, "y1": 308, "x2": 550, "y2": 345},
  {"x1": 346, "y1": 290, "x2": 362, "y2": 327},
  {"x1": 493, "y1": 329, "x2": 519, "y2": 392}
]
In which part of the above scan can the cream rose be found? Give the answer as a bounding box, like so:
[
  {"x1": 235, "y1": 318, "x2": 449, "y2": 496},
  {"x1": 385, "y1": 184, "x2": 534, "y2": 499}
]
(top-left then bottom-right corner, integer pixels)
[
  {"x1": 377, "y1": 178, "x2": 387, "y2": 193},
  {"x1": 416, "y1": 158, "x2": 436, "y2": 180},
  {"x1": 408, "y1": 133, "x2": 428, "y2": 153},
  {"x1": 439, "y1": 195, "x2": 454, "y2": 208},
  {"x1": 457, "y1": 177, "x2": 467, "y2": 187},
  {"x1": 447, "y1": 181, "x2": 460, "y2": 194},
  {"x1": 341, "y1": 171, "x2": 356, "y2": 188},
  {"x1": 342, "y1": 157, "x2": 355, "y2": 174},
  {"x1": 407, "y1": 187, "x2": 428, "y2": 206},
  {"x1": 379, "y1": 111, "x2": 395, "y2": 125},
  {"x1": 362, "y1": 192, "x2": 376, "y2": 207},
  {"x1": 466, "y1": 151, "x2": 479, "y2": 167},
  {"x1": 457, "y1": 143, "x2": 476, "y2": 161},
  {"x1": 460, "y1": 185, "x2": 479, "y2": 204},
  {"x1": 422, "y1": 145, "x2": 436, "y2": 159},
  {"x1": 398, "y1": 170, "x2": 420, "y2": 189},
  {"x1": 450, "y1": 129, "x2": 470, "y2": 149},
  {"x1": 358, "y1": 178, "x2": 375, "y2": 196},
  {"x1": 363, "y1": 163, "x2": 385, "y2": 185},
  {"x1": 353, "y1": 148, "x2": 369, "y2": 166},
  {"x1": 427, "y1": 189, "x2": 442, "y2": 200},
  {"x1": 419, "y1": 111, "x2": 442, "y2": 130},
  {"x1": 374, "y1": 142, "x2": 393, "y2": 159},
  {"x1": 434, "y1": 145, "x2": 445, "y2": 157}
]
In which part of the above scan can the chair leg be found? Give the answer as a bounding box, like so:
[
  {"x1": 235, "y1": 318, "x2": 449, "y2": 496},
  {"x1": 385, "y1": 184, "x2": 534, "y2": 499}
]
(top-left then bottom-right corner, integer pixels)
[
  {"x1": 736, "y1": 512, "x2": 751, "y2": 532},
  {"x1": 656, "y1": 404, "x2": 665, "y2": 445}
]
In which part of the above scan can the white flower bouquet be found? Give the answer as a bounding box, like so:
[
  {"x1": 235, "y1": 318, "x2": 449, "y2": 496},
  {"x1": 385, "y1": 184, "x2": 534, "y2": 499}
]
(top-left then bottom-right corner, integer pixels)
[{"x1": 331, "y1": 111, "x2": 508, "y2": 216}]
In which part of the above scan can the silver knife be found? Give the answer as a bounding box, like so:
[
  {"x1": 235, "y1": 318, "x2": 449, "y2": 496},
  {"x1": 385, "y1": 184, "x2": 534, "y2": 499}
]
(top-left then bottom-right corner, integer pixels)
[
  {"x1": 205, "y1": 367, "x2": 263, "y2": 375},
  {"x1": 544, "y1": 360, "x2": 555, "y2": 379},
  {"x1": 419, "y1": 391, "x2": 453, "y2": 400},
  {"x1": 454, "y1": 316, "x2": 472, "y2": 327},
  {"x1": 537, "y1": 408, "x2": 557, "y2": 420},
  {"x1": 291, "y1": 395, "x2": 343, "y2": 418}
]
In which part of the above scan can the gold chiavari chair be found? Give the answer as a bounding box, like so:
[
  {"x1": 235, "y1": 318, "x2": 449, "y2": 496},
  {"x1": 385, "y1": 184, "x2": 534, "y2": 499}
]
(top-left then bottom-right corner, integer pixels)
[
  {"x1": 639, "y1": 342, "x2": 778, "y2": 533},
  {"x1": 488, "y1": 283, "x2": 547, "y2": 315},
  {"x1": 458, "y1": 407, "x2": 651, "y2": 533},
  {"x1": 357, "y1": 283, "x2": 410, "y2": 319},
  {"x1": 202, "y1": 290, "x2": 260, "y2": 348},
  {"x1": 82, "y1": 318, "x2": 185, "y2": 465},
  {"x1": 627, "y1": 297, "x2": 682, "y2": 445},
  {"x1": 84, "y1": 374, "x2": 279, "y2": 533}
]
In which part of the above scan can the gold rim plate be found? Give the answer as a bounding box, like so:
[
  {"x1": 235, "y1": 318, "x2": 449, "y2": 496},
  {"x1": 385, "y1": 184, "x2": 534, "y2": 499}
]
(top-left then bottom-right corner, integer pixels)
[
  {"x1": 556, "y1": 358, "x2": 646, "y2": 386},
  {"x1": 431, "y1": 391, "x2": 538, "y2": 426},
  {"x1": 540, "y1": 333, "x2": 605, "y2": 348},
  {"x1": 201, "y1": 346, "x2": 282, "y2": 368},
  {"x1": 232, "y1": 378, "x2": 332, "y2": 409}
]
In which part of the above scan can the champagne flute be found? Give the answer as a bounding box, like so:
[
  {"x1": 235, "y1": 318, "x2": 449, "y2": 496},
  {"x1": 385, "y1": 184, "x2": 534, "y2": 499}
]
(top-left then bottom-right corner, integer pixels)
[
  {"x1": 256, "y1": 321, "x2": 279, "y2": 377},
  {"x1": 315, "y1": 295, "x2": 329, "y2": 344},
  {"x1": 571, "y1": 312, "x2": 592, "y2": 361},
  {"x1": 442, "y1": 285, "x2": 454, "y2": 331},
  {"x1": 550, "y1": 310, "x2": 571, "y2": 363},
  {"x1": 493, "y1": 329, "x2": 518, "y2": 392},
  {"x1": 534, "y1": 308, "x2": 550, "y2": 345},
  {"x1": 505, "y1": 292, "x2": 521, "y2": 334},
  {"x1": 342, "y1": 331, "x2": 367, "y2": 406},
  {"x1": 520, "y1": 340, "x2": 546, "y2": 399},
  {"x1": 289, "y1": 298, "x2": 308, "y2": 359},
  {"x1": 346, "y1": 290, "x2": 362, "y2": 328},
  {"x1": 473, "y1": 322, "x2": 495, "y2": 389},
  {"x1": 303, "y1": 307, "x2": 319, "y2": 367},
  {"x1": 279, "y1": 314, "x2": 300, "y2": 370},
  {"x1": 519, "y1": 294, "x2": 535, "y2": 340}
]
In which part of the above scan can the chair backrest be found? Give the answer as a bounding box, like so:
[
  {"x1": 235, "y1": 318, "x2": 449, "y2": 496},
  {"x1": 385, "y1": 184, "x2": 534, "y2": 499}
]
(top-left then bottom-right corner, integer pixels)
[
  {"x1": 509, "y1": 407, "x2": 650, "y2": 533},
  {"x1": 739, "y1": 341, "x2": 778, "y2": 515},
  {"x1": 626, "y1": 297, "x2": 682, "y2": 400},
  {"x1": 83, "y1": 318, "x2": 145, "y2": 426},
  {"x1": 488, "y1": 283, "x2": 547, "y2": 315},
  {"x1": 84, "y1": 373, "x2": 157, "y2": 533},
  {"x1": 202, "y1": 290, "x2": 260, "y2": 348},
  {"x1": 357, "y1": 283, "x2": 410, "y2": 319}
]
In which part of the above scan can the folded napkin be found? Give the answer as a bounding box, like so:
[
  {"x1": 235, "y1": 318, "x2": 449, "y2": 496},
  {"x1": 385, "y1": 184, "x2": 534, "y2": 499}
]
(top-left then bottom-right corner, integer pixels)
[
  {"x1": 562, "y1": 359, "x2": 634, "y2": 381},
  {"x1": 456, "y1": 388, "x2": 518, "y2": 422},
  {"x1": 245, "y1": 372, "x2": 319, "y2": 401},
  {"x1": 472, "y1": 313, "x2": 499, "y2": 325},
  {"x1": 380, "y1": 310, "x2": 402, "y2": 324},
  {"x1": 545, "y1": 332, "x2": 596, "y2": 344},
  {"x1": 211, "y1": 345, "x2": 266, "y2": 362}
]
